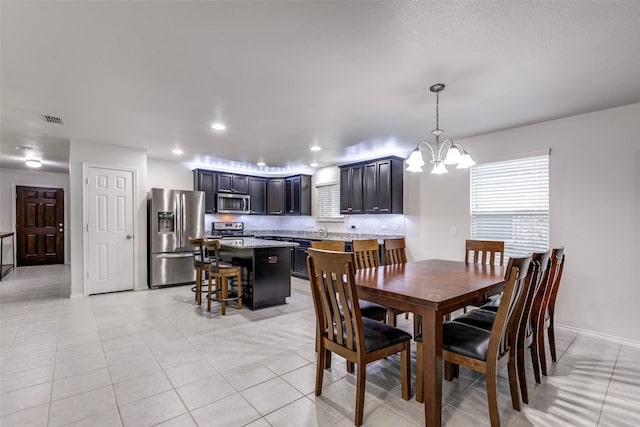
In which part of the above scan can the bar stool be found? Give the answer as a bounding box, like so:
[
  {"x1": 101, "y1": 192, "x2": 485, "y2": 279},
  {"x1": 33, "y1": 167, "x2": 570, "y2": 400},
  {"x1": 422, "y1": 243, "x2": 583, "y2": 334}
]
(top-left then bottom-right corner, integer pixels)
[
  {"x1": 205, "y1": 240, "x2": 242, "y2": 315},
  {"x1": 188, "y1": 237, "x2": 210, "y2": 305}
]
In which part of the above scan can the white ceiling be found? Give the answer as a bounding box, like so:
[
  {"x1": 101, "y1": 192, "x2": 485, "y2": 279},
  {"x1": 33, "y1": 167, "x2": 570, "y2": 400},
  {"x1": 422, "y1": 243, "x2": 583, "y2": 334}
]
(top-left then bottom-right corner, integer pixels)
[{"x1": 2, "y1": 1, "x2": 640, "y2": 175}]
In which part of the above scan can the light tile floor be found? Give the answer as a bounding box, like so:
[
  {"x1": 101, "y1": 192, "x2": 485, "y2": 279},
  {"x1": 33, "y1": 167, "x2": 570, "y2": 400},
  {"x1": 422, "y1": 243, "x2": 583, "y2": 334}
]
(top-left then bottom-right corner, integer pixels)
[{"x1": 1, "y1": 265, "x2": 639, "y2": 426}]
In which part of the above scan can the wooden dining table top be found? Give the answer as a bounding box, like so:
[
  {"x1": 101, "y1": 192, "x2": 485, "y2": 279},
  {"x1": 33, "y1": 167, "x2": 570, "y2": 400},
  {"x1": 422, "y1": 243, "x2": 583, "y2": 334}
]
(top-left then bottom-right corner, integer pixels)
[{"x1": 354, "y1": 258, "x2": 507, "y2": 314}]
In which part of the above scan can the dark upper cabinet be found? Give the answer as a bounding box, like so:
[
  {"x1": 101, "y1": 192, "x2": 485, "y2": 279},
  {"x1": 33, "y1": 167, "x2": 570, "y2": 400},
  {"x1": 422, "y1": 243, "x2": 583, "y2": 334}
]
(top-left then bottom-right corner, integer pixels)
[
  {"x1": 341, "y1": 157, "x2": 403, "y2": 214},
  {"x1": 248, "y1": 177, "x2": 267, "y2": 215},
  {"x1": 193, "y1": 169, "x2": 217, "y2": 213},
  {"x1": 340, "y1": 165, "x2": 363, "y2": 214},
  {"x1": 217, "y1": 173, "x2": 249, "y2": 194},
  {"x1": 267, "y1": 178, "x2": 285, "y2": 215},
  {"x1": 285, "y1": 175, "x2": 311, "y2": 215}
]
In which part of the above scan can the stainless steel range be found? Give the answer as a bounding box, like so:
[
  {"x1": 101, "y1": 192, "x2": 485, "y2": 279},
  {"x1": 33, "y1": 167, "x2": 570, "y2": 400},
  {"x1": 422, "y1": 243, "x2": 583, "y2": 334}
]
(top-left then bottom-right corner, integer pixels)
[{"x1": 211, "y1": 222, "x2": 255, "y2": 239}]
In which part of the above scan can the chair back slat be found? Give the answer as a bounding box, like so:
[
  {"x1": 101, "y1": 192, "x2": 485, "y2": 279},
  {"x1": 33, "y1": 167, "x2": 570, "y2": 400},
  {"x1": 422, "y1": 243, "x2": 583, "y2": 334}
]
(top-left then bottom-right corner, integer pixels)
[
  {"x1": 188, "y1": 237, "x2": 206, "y2": 268},
  {"x1": 310, "y1": 240, "x2": 345, "y2": 251},
  {"x1": 521, "y1": 252, "x2": 550, "y2": 338},
  {"x1": 546, "y1": 248, "x2": 565, "y2": 316},
  {"x1": 307, "y1": 249, "x2": 364, "y2": 353},
  {"x1": 352, "y1": 239, "x2": 381, "y2": 269},
  {"x1": 383, "y1": 238, "x2": 407, "y2": 265},
  {"x1": 204, "y1": 240, "x2": 221, "y2": 272},
  {"x1": 488, "y1": 255, "x2": 531, "y2": 360},
  {"x1": 465, "y1": 239, "x2": 505, "y2": 266}
]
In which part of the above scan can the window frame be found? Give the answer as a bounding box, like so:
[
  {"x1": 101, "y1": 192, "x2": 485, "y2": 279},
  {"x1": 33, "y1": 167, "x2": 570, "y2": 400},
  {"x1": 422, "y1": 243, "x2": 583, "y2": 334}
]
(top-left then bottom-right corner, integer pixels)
[{"x1": 315, "y1": 181, "x2": 344, "y2": 222}]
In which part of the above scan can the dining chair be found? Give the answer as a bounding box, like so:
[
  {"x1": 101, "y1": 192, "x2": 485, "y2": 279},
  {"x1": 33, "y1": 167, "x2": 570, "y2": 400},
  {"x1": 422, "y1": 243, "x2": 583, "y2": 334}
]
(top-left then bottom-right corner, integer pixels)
[
  {"x1": 352, "y1": 239, "x2": 381, "y2": 269},
  {"x1": 463, "y1": 239, "x2": 505, "y2": 312},
  {"x1": 306, "y1": 248, "x2": 411, "y2": 426},
  {"x1": 310, "y1": 240, "x2": 387, "y2": 323},
  {"x1": 204, "y1": 240, "x2": 242, "y2": 315},
  {"x1": 534, "y1": 247, "x2": 565, "y2": 375},
  {"x1": 415, "y1": 255, "x2": 532, "y2": 427},
  {"x1": 465, "y1": 252, "x2": 550, "y2": 404},
  {"x1": 188, "y1": 237, "x2": 210, "y2": 305},
  {"x1": 382, "y1": 238, "x2": 409, "y2": 324}
]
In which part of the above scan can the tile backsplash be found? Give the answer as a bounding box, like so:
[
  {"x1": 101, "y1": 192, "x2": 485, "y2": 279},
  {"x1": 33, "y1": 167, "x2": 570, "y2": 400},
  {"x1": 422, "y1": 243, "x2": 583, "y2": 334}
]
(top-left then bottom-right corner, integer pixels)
[{"x1": 205, "y1": 214, "x2": 405, "y2": 236}]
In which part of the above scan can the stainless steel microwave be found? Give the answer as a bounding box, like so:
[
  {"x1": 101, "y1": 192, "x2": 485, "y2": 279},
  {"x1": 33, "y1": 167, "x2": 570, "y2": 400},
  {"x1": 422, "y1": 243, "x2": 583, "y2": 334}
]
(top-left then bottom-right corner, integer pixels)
[{"x1": 217, "y1": 193, "x2": 250, "y2": 213}]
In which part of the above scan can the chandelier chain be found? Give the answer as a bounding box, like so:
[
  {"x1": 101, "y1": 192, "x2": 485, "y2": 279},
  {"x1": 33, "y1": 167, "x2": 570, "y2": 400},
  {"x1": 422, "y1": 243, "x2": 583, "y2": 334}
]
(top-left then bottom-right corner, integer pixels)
[{"x1": 435, "y1": 91, "x2": 440, "y2": 131}]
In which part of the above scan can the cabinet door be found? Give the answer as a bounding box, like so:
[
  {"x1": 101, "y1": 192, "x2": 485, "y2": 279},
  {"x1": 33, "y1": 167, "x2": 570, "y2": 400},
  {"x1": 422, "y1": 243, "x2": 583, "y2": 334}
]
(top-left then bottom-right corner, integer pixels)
[
  {"x1": 340, "y1": 166, "x2": 363, "y2": 214},
  {"x1": 285, "y1": 176, "x2": 301, "y2": 214},
  {"x1": 217, "y1": 173, "x2": 233, "y2": 192},
  {"x1": 232, "y1": 175, "x2": 249, "y2": 194},
  {"x1": 376, "y1": 160, "x2": 392, "y2": 213},
  {"x1": 363, "y1": 162, "x2": 379, "y2": 213},
  {"x1": 193, "y1": 170, "x2": 216, "y2": 213},
  {"x1": 248, "y1": 177, "x2": 266, "y2": 215},
  {"x1": 267, "y1": 179, "x2": 285, "y2": 214}
]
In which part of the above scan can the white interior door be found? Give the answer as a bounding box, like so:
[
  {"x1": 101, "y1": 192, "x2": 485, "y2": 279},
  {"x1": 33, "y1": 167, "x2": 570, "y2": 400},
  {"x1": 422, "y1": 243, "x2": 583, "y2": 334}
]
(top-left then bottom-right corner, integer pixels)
[{"x1": 86, "y1": 166, "x2": 135, "y2": 294}]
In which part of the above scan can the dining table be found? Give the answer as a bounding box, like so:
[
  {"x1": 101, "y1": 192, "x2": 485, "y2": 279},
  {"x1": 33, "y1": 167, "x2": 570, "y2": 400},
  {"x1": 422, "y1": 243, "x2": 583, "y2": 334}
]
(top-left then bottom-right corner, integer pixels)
[{"x1": 354, "y1": 259, "x2": 506, "y2": 427}]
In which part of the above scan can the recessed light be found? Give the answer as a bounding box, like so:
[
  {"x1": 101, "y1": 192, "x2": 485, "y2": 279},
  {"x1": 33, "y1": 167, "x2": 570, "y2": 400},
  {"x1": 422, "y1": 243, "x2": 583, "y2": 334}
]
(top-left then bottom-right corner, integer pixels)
[
  {"x1": 310, "y1": 146, "x2": 321, "y2": 151},
  {"x1": 26, "y1": 159, "x2": 42, "y2": 168},
  {"x1": 211, "y1": 123, "x2": 227, "y2": 131},
  {"x1": 257, "y1": 161, "x2": 266, "y2": 167},
  {"x1": 310, "y1": 162, "x2": 319, "y2": 168},
  {"x1": 172, "y1": 148, "x2": 183, "y2": 155}
]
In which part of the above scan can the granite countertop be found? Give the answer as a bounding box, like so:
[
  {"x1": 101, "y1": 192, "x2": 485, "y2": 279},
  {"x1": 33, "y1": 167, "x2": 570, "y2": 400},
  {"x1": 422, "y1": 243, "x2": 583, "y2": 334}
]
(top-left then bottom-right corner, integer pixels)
[
  {"x1": 252, "y1": 230, "x2": 404, "y2": 244},
  {"x1": 219, "y1": 237, "x2": 300, "y2": 249}
]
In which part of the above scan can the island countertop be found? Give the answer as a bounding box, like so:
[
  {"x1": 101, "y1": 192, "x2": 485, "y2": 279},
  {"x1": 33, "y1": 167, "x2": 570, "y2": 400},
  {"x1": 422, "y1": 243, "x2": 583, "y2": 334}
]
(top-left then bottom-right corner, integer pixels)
[{"x1": 218, "y1": 237, "x2": 300, "y2": 249}]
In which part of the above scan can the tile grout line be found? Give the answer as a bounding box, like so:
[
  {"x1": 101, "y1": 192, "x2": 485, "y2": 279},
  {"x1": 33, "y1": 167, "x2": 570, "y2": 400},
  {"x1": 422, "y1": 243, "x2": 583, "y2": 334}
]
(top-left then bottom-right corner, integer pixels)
[{"x1": 595, "y1": 344, "x2": 622, "y2": 426}]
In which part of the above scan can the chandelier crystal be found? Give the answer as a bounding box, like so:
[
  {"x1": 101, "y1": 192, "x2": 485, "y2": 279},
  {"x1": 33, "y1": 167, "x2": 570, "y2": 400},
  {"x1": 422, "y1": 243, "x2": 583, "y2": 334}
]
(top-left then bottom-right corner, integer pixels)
[{"x1": 405, "y1": 83, "x2": 475, "y2": 174}]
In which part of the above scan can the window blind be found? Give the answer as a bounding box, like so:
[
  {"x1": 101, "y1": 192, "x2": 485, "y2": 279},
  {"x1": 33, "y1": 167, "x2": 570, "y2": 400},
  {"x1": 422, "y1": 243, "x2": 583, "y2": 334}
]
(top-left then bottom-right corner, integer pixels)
[
  {"x1": 317, "y1": 183, "x2": 341, "y2": 219},
  {"x1": 470, "y1": 155, "x2": 549, "y2": 259}
]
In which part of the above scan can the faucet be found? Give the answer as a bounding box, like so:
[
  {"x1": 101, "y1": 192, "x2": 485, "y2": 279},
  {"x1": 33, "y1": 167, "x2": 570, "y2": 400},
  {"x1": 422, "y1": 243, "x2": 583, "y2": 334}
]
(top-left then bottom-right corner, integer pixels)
[{"x1": 318, "y1": 224, "x2": 329, "y2": 238}]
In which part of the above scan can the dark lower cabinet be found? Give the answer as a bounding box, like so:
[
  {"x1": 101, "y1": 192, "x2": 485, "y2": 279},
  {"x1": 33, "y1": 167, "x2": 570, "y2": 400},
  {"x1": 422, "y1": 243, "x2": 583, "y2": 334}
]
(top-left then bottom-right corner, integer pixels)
[{"x1": 291, "y1": 240, "x2": 311, "y2": 279}]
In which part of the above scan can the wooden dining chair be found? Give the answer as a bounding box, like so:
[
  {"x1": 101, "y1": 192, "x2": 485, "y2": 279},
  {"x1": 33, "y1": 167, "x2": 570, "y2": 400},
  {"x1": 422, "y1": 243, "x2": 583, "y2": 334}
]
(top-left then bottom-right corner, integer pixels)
[
  {"x1": 306, "y1": 248, "x2": 411, "y2": 426},
  {"x1": 382, "y1": 238, "x2": 408, "y2": 324},
  {"x1": 465, "y1": 239, "x2": 505, "y2": 266},
  {"x1": 310, "y1": 240, "x2": 387, "y2": 323},
  {"x1": 415, "y1": 256, "x2": 532, "y2": 427},
  {"x1": 465, "y1": 252, "x2": 549, "y2": 404},
  {"x1": 352, "y1": 239, "x2": 381, "y2": 269},
  {"x1": 188, "y1": 237, "x2": 210, "y2": 305},
  {"x1": 204, "y1": 240, "x2": 242, "y2": 315},
  {"x1": 534, "y1": 247, "x2": 565, "y2": 375}
]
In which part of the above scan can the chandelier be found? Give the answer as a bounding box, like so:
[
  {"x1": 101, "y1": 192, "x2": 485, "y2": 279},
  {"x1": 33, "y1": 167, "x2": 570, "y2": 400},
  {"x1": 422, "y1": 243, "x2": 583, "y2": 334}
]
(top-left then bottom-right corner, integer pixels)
[{"x1": 406, "y1": 83, "x2": 475, "y2": 174}]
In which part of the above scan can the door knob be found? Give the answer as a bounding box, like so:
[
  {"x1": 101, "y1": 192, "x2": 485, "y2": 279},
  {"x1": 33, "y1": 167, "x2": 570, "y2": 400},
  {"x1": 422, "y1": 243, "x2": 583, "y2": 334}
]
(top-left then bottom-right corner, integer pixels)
[
  {"x1": 59, "y1": 223, "x2": 63, "y2": 227},
  {"x1": 126, "y1": 235, "x2": 133, "y2": 239}
]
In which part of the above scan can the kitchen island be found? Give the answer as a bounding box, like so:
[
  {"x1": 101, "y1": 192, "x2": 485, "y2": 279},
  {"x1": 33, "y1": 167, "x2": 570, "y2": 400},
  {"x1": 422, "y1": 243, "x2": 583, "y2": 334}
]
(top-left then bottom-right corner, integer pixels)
[{"x1": 218, "y1": 238, "x2": 299, "y2": 310}]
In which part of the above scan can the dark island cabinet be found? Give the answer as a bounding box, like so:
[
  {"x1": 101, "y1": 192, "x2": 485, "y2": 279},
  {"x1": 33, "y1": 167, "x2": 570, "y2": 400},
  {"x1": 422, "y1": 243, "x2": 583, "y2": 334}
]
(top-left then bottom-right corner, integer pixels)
[
  {"x1": 340, "y1": 165, "x2": 363, "y2": 214},
  {"x1": 267, "y1": 178, "x2": 285, "y2": 215},
  {"x1": 193, "y1": 169, "x2": 217, "y2": 213},
  {"x1": 248, "y1": 177, "x2": 267, "y2": 215},
  {"x1": 217, "y1": 173, "x2": 249, "y2": 194},
  {"x1": 341, "y1": 157, "x2": 403, "y2": 214}
]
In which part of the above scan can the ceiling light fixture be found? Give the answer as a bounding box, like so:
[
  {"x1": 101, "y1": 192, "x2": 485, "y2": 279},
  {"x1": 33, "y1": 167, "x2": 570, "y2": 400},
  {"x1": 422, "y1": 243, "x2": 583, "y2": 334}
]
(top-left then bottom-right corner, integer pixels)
[
  {"x1": 406, "y1": 83, "x2": 475, "y2": 174},
  {"x1": 257, "y1": 161, "x2": 266, "y2": 167},
  {"x1": 26, "y1": 159, "x2": 42, "y2": 168},
  {"x1": 211, "y1": 123, "x2": 227, "y2": 131},
  {"x1": 310, "y1": 162, "x2": 319, "y2": 168},
  {"x1": 310, "y1": 145, "x2": 321, "y2": 151},
  {"x1": 172, "y1": 148, "x2": 183, "y2": 155}
]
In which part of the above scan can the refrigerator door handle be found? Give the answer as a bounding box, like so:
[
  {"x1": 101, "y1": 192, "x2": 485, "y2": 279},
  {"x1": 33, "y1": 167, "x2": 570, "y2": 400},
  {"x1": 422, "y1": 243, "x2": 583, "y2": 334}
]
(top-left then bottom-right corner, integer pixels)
[
  {"x1": 175, "y1": 192, "x2": 181, "y2": 245},
  {"x1": 157, "y1": 253, "x2": 194, "y2": 259},
  {"x1": 181, "y1": 193, "x2": 187, "y2": 246}
]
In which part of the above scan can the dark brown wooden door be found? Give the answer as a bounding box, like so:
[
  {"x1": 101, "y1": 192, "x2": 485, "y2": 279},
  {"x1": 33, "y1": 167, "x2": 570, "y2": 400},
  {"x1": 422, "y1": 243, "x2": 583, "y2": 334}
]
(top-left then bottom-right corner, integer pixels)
[{"x1": 16, "y1": 186, "x2": 64, "y2": 266}]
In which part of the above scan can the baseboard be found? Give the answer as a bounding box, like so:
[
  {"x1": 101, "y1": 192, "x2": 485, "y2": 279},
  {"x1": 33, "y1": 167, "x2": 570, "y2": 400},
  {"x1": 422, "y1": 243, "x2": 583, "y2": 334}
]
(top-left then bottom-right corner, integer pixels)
[
  {"x1": 70, "y1": 293, "x2": 84, "y2": 298},
  {"x1": 556, "y1": 323, "x2": 640, "y2": 348}
]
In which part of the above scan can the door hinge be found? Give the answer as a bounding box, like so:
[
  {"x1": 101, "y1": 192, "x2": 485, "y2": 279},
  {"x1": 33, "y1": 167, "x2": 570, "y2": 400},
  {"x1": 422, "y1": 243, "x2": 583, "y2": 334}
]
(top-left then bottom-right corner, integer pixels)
[
  {"x1": 85, "y1": 178, "x2": 89, "y2": 185},
  {"x1": 86, "y1": 224, "x2": 89, "y2": 232}
]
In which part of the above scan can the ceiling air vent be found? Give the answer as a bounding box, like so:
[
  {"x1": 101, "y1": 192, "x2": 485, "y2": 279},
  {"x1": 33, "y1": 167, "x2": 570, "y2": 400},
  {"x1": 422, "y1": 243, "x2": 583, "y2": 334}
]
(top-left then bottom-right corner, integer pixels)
[{"x1": 42, "y1": 115, "x2": 64, "y2": 125}]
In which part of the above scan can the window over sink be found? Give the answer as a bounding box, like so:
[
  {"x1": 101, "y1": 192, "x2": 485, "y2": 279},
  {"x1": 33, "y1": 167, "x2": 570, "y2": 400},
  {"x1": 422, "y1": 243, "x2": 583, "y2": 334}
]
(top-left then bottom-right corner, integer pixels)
[{"x1": 316, "y1": 182, "x2": 343, "y2": 220}]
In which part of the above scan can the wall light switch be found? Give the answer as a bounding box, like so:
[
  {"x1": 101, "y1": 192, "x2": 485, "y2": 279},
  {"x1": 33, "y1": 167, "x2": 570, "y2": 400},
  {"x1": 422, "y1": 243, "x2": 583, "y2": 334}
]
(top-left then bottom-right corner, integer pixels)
[{"x1": 449, "y1": 226, "x2": 457, "y2": 236}]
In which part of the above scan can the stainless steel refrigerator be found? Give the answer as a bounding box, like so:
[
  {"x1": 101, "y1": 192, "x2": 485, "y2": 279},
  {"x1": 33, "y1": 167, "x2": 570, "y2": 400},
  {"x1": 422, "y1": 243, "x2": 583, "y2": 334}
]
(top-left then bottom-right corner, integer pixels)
[{"x1": 148, "y1": 188, "x2": 205, "y2": 288}]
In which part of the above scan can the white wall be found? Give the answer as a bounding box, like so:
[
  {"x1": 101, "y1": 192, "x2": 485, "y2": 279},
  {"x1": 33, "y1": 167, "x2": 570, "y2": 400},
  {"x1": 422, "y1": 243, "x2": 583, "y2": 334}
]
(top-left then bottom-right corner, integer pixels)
[
  {"x1": 69, "y1": 140, "x2": 148, "y2": 296},
  {"x1": 0, "y1": 168, "x2": 71, "y2": 263},
  {"x1": 147, "y1": 159, "x2": 194, "y2": 191},
  {"x1": 404, "y1": 103, "x2": 640, "y2": 343}
]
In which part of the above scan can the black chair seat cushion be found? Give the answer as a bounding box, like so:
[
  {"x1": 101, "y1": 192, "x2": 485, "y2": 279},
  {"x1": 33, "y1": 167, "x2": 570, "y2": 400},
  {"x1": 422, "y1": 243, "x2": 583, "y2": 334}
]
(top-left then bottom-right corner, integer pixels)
[
  {"x1": 358, "y1": 300, "x2": 387, "y2": 320},
  {"x1": 479, "y1": 295, "x2": 501, "y2": 312},
  {"x1": 454, "y1": 308, "x2": 496, "y2": 331},
  {"x1": 414, "y1": 321, "x2": 491, "y2": 361},
  {"x1": 331, "y1": 317, "x2": 411, "y2": 353}
]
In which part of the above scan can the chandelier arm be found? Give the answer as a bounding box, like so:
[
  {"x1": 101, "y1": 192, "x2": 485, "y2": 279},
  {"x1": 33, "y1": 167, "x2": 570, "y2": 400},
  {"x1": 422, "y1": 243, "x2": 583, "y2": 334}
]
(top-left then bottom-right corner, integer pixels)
[
  {"x1": 437, "y1": 138, "x2": 456, "y2": 160},
  {"x1": 416, "y1": 141, "x2": 436, "y2": 161}
]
